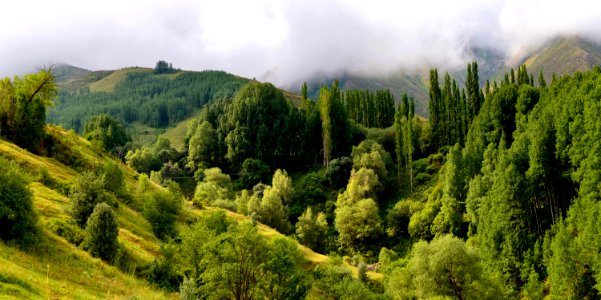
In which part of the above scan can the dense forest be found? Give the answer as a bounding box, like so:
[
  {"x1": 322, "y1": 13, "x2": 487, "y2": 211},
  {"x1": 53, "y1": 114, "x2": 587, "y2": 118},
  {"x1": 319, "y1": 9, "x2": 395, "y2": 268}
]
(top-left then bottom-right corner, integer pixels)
[
  {"x1": 4, "y1": 60, "x2": 601, "y2": 299},
  {"x1": 49, "y1": 64, "x2": 248, "y2": 132}
]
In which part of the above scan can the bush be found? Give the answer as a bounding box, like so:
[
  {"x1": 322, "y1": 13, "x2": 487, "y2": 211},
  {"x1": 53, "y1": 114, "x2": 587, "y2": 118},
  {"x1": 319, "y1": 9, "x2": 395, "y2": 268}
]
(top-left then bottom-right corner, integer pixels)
[
  {"x1": 238, "y1": 158, "x2": 270, "y2": 189},
  {"x1": 146, "y1": 243, "x2": 182, "y2": 291},
  {"x1": 325, "y1": 157, "x2": 353, "y2": 189},
  {"x1": 47, "y1": 219, "x2": 85, "y2": 246},
  {"x1": 143, "y1": 190, "x2": 182, "y2": 240},
  {"x1": 0, "y1": 157, "x2": 39, "y2": 248},
  {"x1": 68, "y1": 172, "x2": 115, "y2": 227},
  {"x1": 85, "y1": 203, "x2": 119, "y2": 262},
  {"x1": 100, "y1": 161, "x2": 125, "y2": 197}
]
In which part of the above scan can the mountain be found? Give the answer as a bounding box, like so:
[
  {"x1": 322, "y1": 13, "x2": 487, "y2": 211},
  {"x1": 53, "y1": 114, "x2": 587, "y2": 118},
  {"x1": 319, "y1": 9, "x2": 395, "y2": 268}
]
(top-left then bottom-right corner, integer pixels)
[
  {"x1": 53, "y1": 63, "x2": 92, "y2": 87},
  {"x1": 519, "y1": 36, "x2": 601, "y2": 82}
]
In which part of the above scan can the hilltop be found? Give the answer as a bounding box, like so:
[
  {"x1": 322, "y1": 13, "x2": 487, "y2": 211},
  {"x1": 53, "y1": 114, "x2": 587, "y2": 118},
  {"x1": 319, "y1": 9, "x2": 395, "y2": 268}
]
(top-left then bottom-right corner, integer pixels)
[{"x1": 519, "y1": 36, "x2": 601, "y2": 82}]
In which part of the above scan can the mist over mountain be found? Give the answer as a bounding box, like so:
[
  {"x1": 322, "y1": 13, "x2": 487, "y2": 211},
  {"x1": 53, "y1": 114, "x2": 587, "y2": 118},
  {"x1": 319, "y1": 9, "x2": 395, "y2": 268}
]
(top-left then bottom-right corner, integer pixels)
[{"x1": 3, "y1": 0, "x2": 601, "y2": 88}]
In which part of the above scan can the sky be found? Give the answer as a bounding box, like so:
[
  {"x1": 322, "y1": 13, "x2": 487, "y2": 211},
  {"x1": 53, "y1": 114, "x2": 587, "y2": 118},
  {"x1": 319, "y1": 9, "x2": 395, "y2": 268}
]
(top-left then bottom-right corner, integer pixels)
[{"x1": 2, "y1": 0, "x2": 601, "y2": 87}]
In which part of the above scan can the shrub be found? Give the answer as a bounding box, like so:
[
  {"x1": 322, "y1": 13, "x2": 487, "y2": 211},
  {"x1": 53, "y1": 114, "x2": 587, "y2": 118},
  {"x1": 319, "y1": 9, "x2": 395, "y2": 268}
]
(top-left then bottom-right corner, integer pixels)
[
  {"x1": 47, "y1": 219, "x2": 85, "y2": 246},
  {"x1": 99, "y1": 161, "x2": 125, "y2": 197},
  {"x1": 68, "y1": 172, "x2": 114, "y2": 227},
  {"x1": 85, "y1": 203, "x2": 119, "y2": 262},
  {"x1": 143, "y1": 190, "x2": 182, "y2": 240},
  {"x1": 0, "y1": 158, "x2": 39, "y2": 248},
  {"x1": 146, "y1": 243, "x2": 182, "y2": 291}
]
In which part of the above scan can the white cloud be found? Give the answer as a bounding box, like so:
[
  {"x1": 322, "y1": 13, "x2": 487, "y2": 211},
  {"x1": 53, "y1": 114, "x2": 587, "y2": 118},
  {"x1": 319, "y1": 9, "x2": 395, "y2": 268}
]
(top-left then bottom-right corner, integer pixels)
[{"x1": 1, "y1": 0, "x2": 601, "y2": 86}]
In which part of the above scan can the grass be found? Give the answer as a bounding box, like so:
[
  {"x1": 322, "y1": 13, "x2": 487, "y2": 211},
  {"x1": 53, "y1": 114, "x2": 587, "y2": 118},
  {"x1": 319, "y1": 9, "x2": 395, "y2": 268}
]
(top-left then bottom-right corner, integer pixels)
[
  {"x1": 88, "y1": 67, "x2": 151, "y2": 92},
  {"x1": 161, "y1": 112, "x2": 200, "y2": 151}
]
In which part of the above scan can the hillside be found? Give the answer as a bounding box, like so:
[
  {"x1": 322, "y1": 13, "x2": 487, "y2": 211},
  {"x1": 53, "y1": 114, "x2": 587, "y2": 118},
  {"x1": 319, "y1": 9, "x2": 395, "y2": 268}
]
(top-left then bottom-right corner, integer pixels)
[
  {"x1": 0, "y1": 126, "x2": 170, "y2": 299},
  {"x1": 520, "y1": 36, "x2": 601, "y2": 82},
  {"x1": 0, "y1": 125, "x2": 378, "y2": 298}
]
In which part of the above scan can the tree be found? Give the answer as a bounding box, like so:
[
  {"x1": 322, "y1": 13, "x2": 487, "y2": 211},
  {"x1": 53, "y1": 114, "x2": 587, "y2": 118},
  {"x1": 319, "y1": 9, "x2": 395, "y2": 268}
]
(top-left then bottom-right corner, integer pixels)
[
  {"x1": 85, "y1": 203, "x2": 119, "y2": 262},
  {"x1": 83, "y1": 114, "x2": 131, "y2": 151},
  {"x1": 238, "y1": 158, "x2": 270, "y2": 189},
  {"x1": 143, "y1": 190, "x2": 182, "y2": 239},
  {"x1": 296, "y1": 207, "x2": 328, "y2": 252},
  {"x1": 201, "y1": 222, "x2": 270, "y2": 299},
  {"x1": 271, "y1": 169, "x2": 294, "y2": 205},
  {"x1": 318, "y1": 80, "x2": 351, "y2": 166},
  {"x1": 335, "y1": 168, "x2": 383, "y2": 252},
  {"x1": 224, "y1": 82, "x2": 290, "y2": 170},
  {"x1": 0, "y1": 157, "x2": 39, "y2": 248},
  {"x1": 257, "y1": 186, "x2": 291, "y2": 233},
  {"x1": 325, "y1": 157, "x2": 353, "y2": 188},
  {"x1": 100, "y1": 161, "x2": 125, "y2": 197},
  {"x1": 0, "y1": 69, "x2": 57, "y2": 150},
  {"x1": 301, "y1": 81, "x2": 308, "y2": 101},
  {"x1": 193, "y1": 167, "x2": 233, "y2": 207},
  {"x1": 188, "y1": 120, "x2": 217, "y2": 167},
  {"x1": 428, "y1": 69, "x2": 442, "y2": 151},
  {"x1": 386, "y1": 234, "x2": 499, "y2": 300},
  {"x1": 69, "y1": 172, "x2": 113, "y2": 227}
]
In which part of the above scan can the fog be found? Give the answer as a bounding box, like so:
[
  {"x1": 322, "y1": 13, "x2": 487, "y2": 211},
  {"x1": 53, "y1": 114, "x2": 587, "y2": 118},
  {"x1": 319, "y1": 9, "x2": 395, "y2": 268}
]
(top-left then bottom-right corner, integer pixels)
[{"x1": 2, "y1": 0, "x2": 601, "y2": 87}]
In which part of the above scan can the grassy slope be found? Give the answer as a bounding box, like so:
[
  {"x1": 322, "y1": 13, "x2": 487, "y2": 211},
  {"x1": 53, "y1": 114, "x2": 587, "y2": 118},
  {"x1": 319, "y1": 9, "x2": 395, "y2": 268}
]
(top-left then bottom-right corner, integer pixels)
[
  {"x1": 0, "y1": 126, "x2": 381, "y2": 298},
  {"x1": 0, "y1": 127, "x2": 170, "y2": 299},
  {"x1": 522, "y1": 36, "x2": 601, "y2": 82}
]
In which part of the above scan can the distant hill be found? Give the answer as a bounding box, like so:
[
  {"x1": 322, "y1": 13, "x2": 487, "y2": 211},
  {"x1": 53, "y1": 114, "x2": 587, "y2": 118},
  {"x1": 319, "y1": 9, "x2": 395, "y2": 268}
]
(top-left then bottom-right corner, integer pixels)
[
  {"x1": 49, "y1": 66, "x2": 250, "y2": 147},
  {"x1": 53, "y1": 63, "x2": 92, "y2": 86},
  {"x1": 519, "y1": 36, "x2": 601, "y2": 82}
]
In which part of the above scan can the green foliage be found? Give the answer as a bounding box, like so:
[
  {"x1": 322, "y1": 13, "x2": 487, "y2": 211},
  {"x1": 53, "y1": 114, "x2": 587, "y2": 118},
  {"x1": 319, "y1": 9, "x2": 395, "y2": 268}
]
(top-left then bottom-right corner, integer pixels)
[
  {"x1": 237, "y1": 158, "x2": 270, "y2": 189},
  {"x1": 325, "y1": 156, "x2": 353, "y2": 188},
  {"x1": 0, "y1": 157, "x2": 39, "y2": 248},
  {"x1": 193, "y1": 167, "x2": 233, "y2": 207},
  {"x1": 187, "y1": 120, "x2": 217, "y2": 167},
  {"x1": 69, "y1": 172, "x2": 115, "y2": 228},
  {"x1": 0, "y1": 69, "x2": 57, "y2": 150},
  {"x1": 319, "y1": 80, "x2": 352, "y2": 166},
  {"x1": 125, "y1": 147, "x2": 161, "y2": 174},
  {"x1": 85, "y1": 202, "x2": 119, "y2": 262},
  {"x1": 142, "y1": 190, "x2": 182, "y2": 240},
  {"x1": 296, "y1": 207, "x2": 328, "y2": 252},
  {"x1": 145, "y1": 242, "x2": 182, "y2": 291},
  {"x1": 224, "y1": 82, "x2": 291, "y2": 169},
  {"x1": 343, "y1": 89, "x2": 395, "y2": 128},
  {"x1": 99, "y1": 161, "x2": 125, "y2": 197},
  {"x1": 335, "y1": 168, "x2": 384, "y2": 252},
  {"x1": 153, "y1": 60, "x2": 176, "y2": 74},
  {"x1": 386, "y1": 234, "x2": 500, "y2": 299},
  {"x1": 83, "y1": 113, "x2": 131, "y2": 151},
  {"x1": 179, "y1": 216, "x2": 308, "y2": 300}
]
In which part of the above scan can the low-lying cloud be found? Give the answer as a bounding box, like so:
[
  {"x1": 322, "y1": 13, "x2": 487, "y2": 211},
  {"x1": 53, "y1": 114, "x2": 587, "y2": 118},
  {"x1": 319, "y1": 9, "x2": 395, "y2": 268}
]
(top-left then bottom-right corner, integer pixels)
[{"x1": 2, "y1": 0, "x2": 601, "y2": 87}]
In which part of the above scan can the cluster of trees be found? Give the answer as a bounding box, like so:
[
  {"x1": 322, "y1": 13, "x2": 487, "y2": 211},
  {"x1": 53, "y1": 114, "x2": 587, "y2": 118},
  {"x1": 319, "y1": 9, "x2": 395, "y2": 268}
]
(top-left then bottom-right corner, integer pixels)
[
  {"x1": 49, "y1": 68, "x2": 248, "y2": 131},
  {"x1": 0, "y1": 69, "x2": 57, "y2": 150},
  {"x1": 343, "y1": 89, "x2": 395, "y2": 128},
  {"x1": 429, "y1": 62, "x2": 484, "y2": 150},
  {"x1": 153, "y1": 60, "x2": 177, "y2": 74},
  {"x1": 187, "y1": 82, "x2": 325, "y2": 172}
]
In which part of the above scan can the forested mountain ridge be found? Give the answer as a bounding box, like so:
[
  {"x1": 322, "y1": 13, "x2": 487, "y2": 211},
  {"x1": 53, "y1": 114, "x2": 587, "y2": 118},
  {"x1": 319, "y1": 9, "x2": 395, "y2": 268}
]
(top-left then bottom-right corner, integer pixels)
[
  {"x1": 49, "y1": 65, "x2": 249, "y2": 134},
  {"x1": 301, "y1": 35, "x2": 601, "y2": 117}
]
